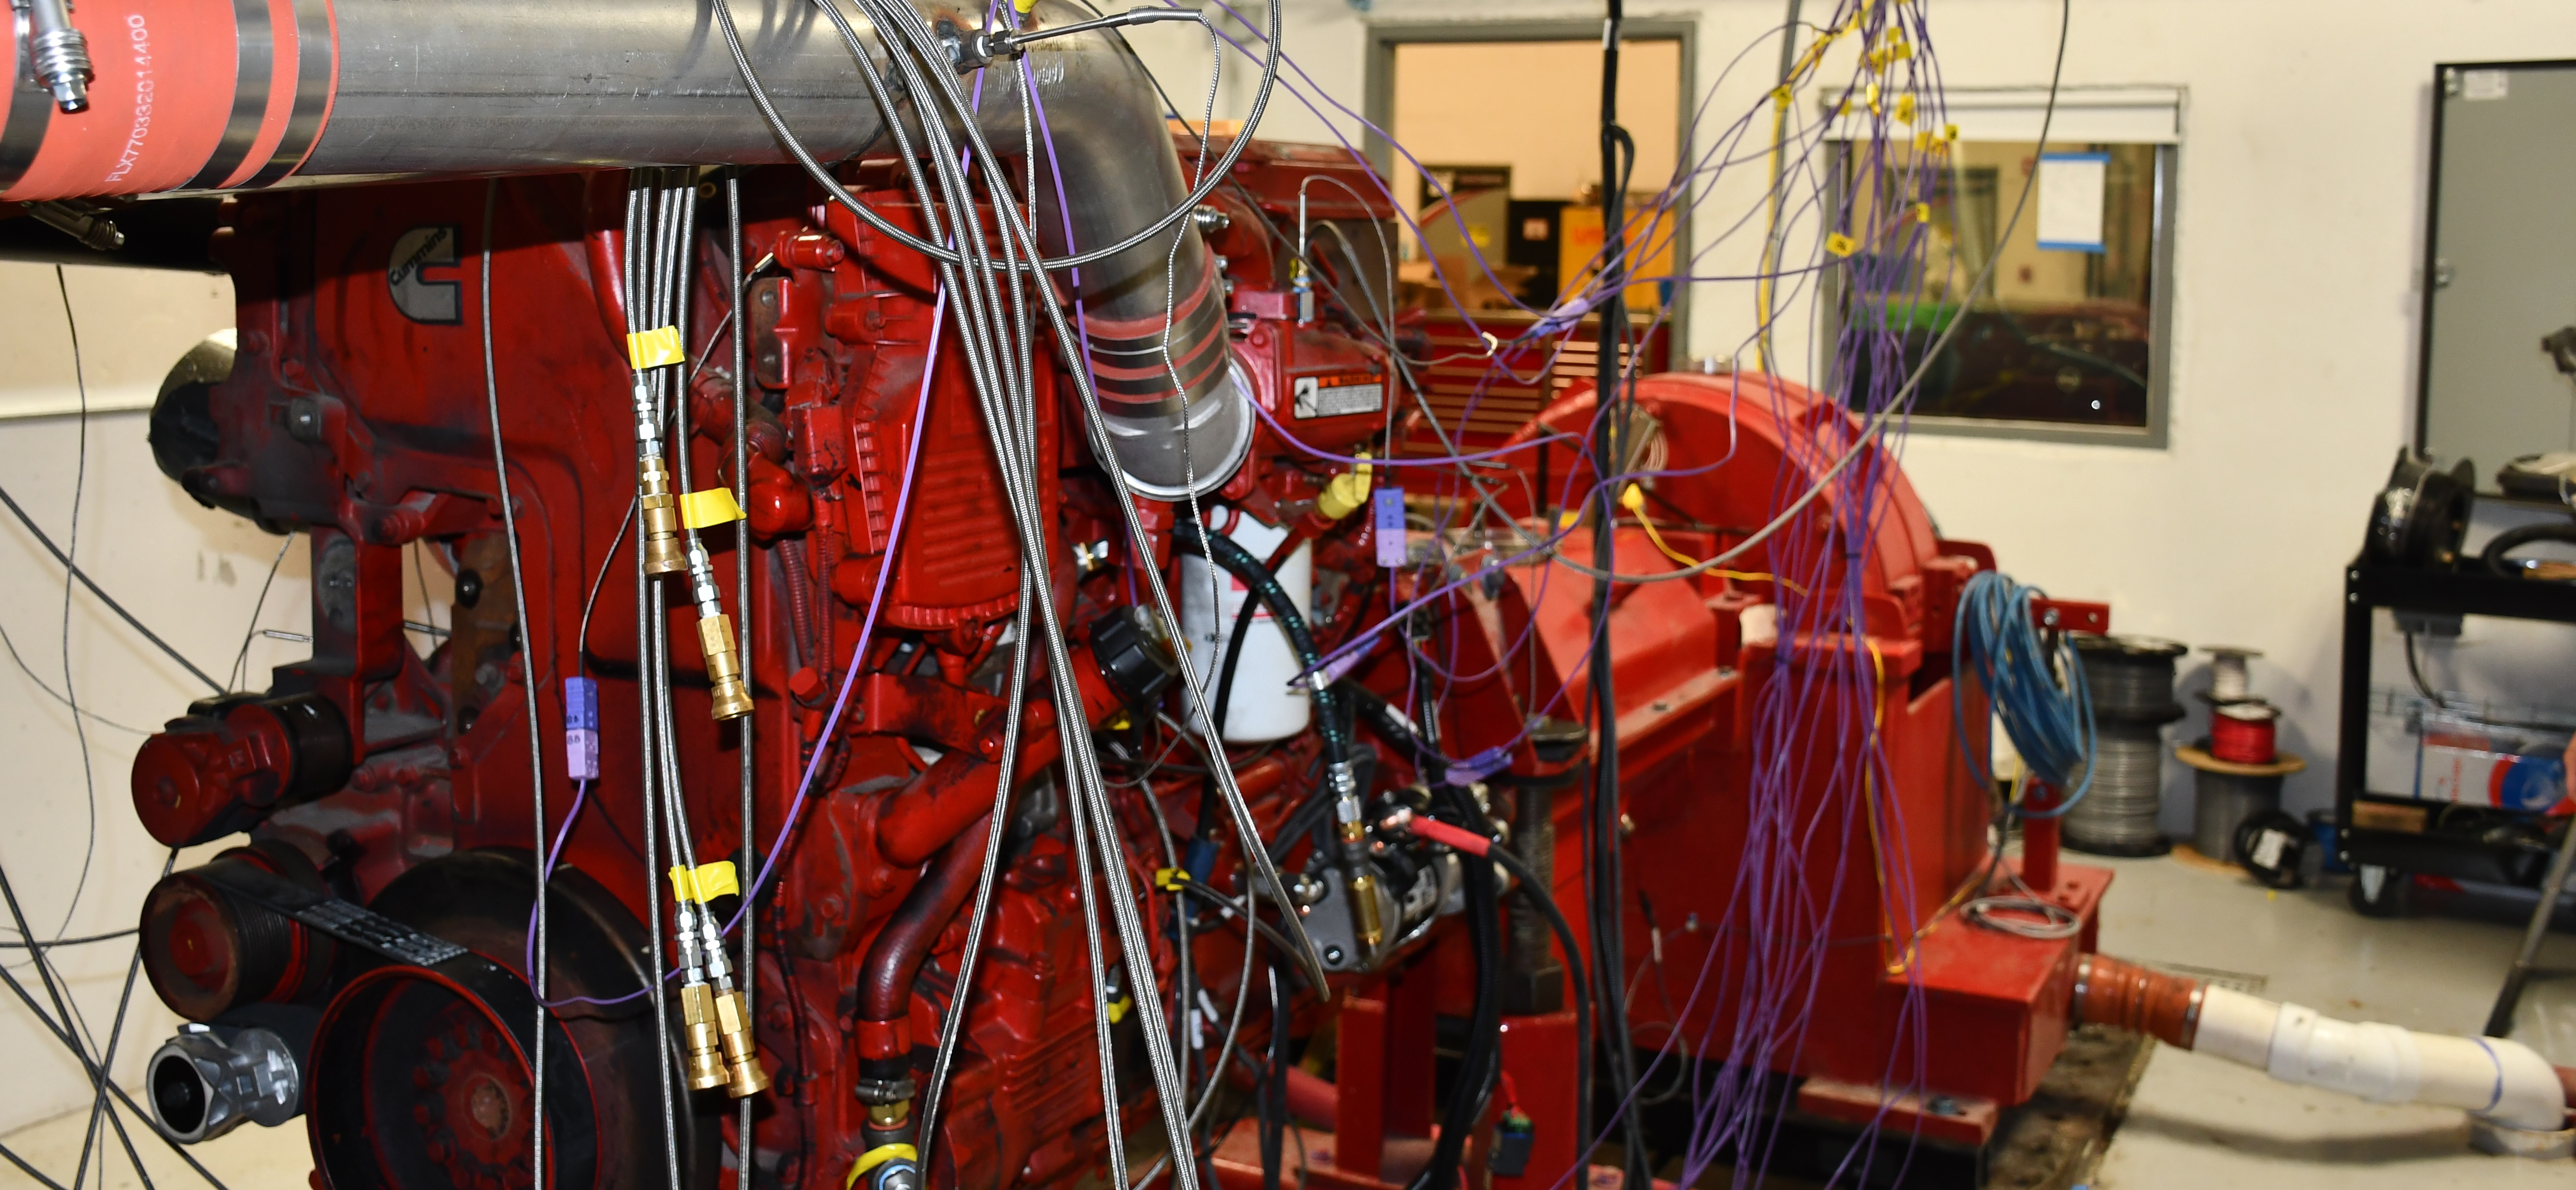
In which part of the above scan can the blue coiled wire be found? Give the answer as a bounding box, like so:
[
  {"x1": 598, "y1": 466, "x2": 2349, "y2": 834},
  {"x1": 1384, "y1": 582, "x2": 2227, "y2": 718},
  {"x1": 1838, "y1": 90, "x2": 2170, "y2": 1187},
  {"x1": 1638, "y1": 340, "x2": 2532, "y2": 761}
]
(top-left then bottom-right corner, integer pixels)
[{"x1": 1952, "y1": 570, "x2": 2096, "y2": 817}]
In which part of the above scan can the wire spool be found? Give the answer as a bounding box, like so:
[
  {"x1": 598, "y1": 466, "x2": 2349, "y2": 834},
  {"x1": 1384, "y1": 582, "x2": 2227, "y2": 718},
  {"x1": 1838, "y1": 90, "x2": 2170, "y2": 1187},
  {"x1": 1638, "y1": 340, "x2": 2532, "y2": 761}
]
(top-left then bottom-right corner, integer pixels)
[
  {"x1": 2178, "y1": 744, "x2": 2306, "y2": 863},
  {"x1": 2209, "y1": 701, "x2": 2279, "y2": 765},
  {"x1": 2065, "y1": 732, "x2": 2170, "y2": 855},
  {"x1": 2205, "y1": 645, "x2": 2261, "y2": 704},
  {"x1": 2065, "y1": 635, "x2": 2187, "y2": 856}
]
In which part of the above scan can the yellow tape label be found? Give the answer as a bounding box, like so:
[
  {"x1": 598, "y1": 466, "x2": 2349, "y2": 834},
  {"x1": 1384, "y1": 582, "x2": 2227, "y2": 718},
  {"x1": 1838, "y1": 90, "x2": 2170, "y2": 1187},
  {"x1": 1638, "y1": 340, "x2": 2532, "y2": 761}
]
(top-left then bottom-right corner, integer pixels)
[
  {"x1": 667, "y1": 860, "x2": 740, "y2": 903},
  {"x1": 679, "y1": 487, "x2": 746, "y2": 529},
  {"x1": 626, "y1": 326, "x2": 686, "y2": 370}
]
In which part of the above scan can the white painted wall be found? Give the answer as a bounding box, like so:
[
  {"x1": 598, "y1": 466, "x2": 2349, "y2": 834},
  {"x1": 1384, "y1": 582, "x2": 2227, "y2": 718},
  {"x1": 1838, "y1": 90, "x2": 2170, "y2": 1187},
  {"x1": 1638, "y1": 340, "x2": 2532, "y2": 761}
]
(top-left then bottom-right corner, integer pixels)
[{"x1": 1141, "y1": 0, "x2": 2576, "y2": 827}]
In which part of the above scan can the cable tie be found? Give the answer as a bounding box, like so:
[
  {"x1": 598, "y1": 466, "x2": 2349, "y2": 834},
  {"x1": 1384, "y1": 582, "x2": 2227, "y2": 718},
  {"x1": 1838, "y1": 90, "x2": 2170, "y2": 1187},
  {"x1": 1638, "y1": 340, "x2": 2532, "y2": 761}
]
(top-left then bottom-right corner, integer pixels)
[
  {"x1": 1153, "y1": 867, "x2": 1185, "y2": 893},
  {"x1": 679, "y1": 487, "x2": 747, "y2": 529},
  {"x1": 626, "y1": 325, "x2": 686, "y2": 369}
]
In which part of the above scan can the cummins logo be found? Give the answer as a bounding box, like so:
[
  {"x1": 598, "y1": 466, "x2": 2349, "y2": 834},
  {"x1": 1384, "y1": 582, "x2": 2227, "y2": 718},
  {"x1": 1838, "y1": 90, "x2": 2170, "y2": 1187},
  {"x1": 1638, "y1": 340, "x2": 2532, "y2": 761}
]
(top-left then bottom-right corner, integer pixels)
[{"x1": 386, "y1": 225, "x2": 463, "y2": 325}]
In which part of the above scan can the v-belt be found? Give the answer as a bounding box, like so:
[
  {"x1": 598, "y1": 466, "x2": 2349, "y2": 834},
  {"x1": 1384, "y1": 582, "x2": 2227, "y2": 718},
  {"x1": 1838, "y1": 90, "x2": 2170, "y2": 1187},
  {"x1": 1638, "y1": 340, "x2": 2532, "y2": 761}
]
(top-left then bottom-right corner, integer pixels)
[
  {"x1": 200, "y1": 859, "x2": 608, "y2": 1189},
  {"x1": 195, "y1": 860, "x2": 469, "y2": 968}
]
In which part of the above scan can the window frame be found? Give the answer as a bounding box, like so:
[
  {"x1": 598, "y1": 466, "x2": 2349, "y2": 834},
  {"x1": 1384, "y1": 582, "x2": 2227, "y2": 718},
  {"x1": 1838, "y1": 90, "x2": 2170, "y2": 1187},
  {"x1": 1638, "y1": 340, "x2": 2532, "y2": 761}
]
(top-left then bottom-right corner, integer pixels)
[
  {"x1": 1360, "y1": 18, "x2": 1700, "y2": 373},
  {"x1": 1821, "y1": 87, "x2": 2184, "y2": 449}
]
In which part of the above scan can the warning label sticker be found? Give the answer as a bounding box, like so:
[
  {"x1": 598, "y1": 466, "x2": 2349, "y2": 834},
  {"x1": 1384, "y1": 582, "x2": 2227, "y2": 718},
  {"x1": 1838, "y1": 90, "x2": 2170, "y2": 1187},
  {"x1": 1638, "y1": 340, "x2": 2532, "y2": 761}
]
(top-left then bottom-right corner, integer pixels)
[{"x1": 1291, "y1": 371, "x2": 1385, "y2": 420}]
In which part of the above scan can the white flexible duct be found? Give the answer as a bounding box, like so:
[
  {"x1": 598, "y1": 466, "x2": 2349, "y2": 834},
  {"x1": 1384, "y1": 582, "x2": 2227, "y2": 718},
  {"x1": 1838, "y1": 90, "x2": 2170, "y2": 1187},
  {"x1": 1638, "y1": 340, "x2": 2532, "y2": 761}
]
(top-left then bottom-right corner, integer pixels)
[{"x1": 2192, "y1": 985, "x2": 2567, "y2": 1133}]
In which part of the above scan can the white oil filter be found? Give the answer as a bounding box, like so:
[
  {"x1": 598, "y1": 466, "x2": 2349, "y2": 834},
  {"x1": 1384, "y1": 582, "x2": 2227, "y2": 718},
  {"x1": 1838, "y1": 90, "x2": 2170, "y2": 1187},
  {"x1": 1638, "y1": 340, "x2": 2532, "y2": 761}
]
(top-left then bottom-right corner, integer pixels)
[{"x1": 1179, "y1": 511, "x2": 1313, "y2": 742}]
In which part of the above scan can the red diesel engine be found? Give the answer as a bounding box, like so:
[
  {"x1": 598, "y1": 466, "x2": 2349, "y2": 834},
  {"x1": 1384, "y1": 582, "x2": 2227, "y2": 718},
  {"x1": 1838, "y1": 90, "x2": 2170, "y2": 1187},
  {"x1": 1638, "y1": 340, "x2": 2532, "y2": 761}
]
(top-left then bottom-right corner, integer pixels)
[{"x1": 0, "y1": 1, "x2": 2116, "y2": 1188}]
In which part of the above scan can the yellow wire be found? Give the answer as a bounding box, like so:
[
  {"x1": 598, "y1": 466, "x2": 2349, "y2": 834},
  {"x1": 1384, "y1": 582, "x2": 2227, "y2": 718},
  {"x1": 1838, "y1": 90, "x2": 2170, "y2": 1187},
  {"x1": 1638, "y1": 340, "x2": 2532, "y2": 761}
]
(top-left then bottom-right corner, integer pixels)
[{"x1": 1619, "y1": 484, "x2": 1810, "y2": 594}]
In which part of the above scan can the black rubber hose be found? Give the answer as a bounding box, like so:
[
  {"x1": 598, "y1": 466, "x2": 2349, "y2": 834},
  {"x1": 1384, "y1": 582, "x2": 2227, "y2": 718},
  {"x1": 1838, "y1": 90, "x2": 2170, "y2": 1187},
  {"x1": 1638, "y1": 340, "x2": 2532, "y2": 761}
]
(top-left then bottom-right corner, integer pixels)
[
  {"x1": 2483, "y1": 521, "x2": 2576, "y2": 577},
  {"x1": 1189, "y1": 564, "x2": 1272, "y2": 863},
  {"x1": 1171, "y1": 521, "x2": 1350, "y2": 765},
  {"x1": 1210, "y1": 580, "x2": 1264, "y2": 735},
  {"x1": 1476, "y1": 825, "x2": 1594, "y2": 1160},
  {"x1": 1414, "y1": 799, "x2": 1500, "y2": 1190},
  {"x1": 1342, "y1": 683, "x2": 1454, "y2": 773}
]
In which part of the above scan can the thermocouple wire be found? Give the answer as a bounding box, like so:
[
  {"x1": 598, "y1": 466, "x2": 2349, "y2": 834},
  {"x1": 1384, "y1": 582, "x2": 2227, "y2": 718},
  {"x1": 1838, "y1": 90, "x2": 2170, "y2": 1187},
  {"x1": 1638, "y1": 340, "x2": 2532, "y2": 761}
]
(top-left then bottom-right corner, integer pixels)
[
  {"x1": 833, "y1": 10, "x2": 1222, "y2": 1183},
  {"x1": 479, "y1": 178, "x2": 556, "y2": 1190},
  {"x1": 727, "y1": 167, "x2": 758, "y2": 1190}
]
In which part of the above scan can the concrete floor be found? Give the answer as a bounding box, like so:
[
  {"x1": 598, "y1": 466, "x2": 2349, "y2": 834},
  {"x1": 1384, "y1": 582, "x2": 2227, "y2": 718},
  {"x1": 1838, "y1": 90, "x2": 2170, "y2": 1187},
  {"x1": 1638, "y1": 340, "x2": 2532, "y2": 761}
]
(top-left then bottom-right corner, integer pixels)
[
  {"x1": 2086, "y1": 851, "x2": 2576, "y2": 1187},
  {"x1": 5, "y1": 853, "x2": 2571, "y2": 1188}
]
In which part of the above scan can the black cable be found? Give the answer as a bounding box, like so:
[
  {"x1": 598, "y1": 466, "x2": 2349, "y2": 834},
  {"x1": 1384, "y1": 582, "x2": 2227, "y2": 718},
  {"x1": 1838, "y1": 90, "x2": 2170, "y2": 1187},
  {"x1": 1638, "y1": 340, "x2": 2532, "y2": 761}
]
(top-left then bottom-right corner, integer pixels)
[
  {"x1": 52, "y1": 264, "x2": 104, "y2": 966},
  {"x1": 1589, "y1": 2, "x2": 1651, "y2": 1179},
  {"x1": 0, "y1": 1139, "x2": 68, "y2": 1190},
  {"x1": 0, "y1": 855, "x2": 169, "y2": 1190},
  {"x1": 0, "y1": 927, "x2": 134, "y2": 949},
  {"x1": 227, "y1": 533, "x2": 295, "y2": 692},
  {"x1": 1415, "y1": 783, "x2": 1502, "y2": 1190},
  {"x1": 1184, "y1": 546, "x2": 1272, "y2": 876},
  {"x1": 1260, "y1": 963, "x2": 1288, "y2": 1190},
  {"x1": 2403, "y1": 631, "x2": 2446, "y2": 709},
  {"x1": 1209, "y1": 583, "x2": 1264, "y2": 738},
  {"x1": 1476, "y1": 826, "x2": 1594, "y2": 1159},
  {"x1": 1166, "y1": 875, "x2": 1304, "y2": 972},
  {"x1": 2482, "y1": 521, "x2": 2576, "y2": 577},
  {"x1": 0, "y1": 481, "x2": 223, "y2": 693}
]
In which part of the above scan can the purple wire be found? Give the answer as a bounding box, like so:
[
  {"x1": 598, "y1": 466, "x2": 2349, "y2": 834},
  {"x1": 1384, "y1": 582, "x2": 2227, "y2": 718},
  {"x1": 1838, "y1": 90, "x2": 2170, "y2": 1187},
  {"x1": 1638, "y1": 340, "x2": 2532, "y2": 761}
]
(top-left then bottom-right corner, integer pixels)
[
  {"x1": 524, "y1": 778, "x2": 589, "y2": 989},
  {"x1": 718, "y1": 279, "x2": 949, "y2": 938}
]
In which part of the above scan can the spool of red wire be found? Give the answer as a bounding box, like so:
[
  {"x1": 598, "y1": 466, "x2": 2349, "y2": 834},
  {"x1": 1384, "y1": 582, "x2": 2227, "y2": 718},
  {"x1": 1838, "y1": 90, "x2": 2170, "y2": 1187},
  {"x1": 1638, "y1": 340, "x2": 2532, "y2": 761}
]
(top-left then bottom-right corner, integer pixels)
[{"x1": 2210, "y1": 701, "x2": 2279, "y2": 765}]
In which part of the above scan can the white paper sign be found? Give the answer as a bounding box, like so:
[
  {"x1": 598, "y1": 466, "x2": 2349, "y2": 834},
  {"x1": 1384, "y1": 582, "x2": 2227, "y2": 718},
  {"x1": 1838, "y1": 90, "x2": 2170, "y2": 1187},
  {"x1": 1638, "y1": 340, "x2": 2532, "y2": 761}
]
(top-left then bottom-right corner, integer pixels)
[{"x1": 2035, "y1": 152, "x2": 2108, "y2": 254}]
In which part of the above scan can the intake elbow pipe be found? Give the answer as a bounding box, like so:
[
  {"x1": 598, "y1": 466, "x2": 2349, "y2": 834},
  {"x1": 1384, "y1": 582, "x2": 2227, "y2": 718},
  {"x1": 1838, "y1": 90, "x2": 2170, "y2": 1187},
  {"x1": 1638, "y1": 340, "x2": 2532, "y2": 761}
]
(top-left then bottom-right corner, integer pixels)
[
  {"x1": 1, "y1": 0, "x2": 1249, "y2": 497},
  {"x1": 2075, "y1": 953, "x2": 2574, "y2": 1142}
]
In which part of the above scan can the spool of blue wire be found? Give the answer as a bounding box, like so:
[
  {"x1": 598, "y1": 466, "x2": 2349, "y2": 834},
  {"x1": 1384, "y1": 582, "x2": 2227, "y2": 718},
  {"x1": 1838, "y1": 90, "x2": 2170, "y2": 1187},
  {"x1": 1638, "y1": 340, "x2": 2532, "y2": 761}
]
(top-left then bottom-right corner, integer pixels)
[{"x1": 1952, "y1": 570, "x2": 2097, "y2": 816}]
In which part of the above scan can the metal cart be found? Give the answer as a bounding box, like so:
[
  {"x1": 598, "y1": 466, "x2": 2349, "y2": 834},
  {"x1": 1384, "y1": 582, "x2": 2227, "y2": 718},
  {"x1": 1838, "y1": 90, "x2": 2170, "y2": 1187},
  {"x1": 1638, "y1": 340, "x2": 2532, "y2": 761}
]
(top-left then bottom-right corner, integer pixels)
[{"x1": 2334, "y1": 558, "x2": 2575, "y2": 910}]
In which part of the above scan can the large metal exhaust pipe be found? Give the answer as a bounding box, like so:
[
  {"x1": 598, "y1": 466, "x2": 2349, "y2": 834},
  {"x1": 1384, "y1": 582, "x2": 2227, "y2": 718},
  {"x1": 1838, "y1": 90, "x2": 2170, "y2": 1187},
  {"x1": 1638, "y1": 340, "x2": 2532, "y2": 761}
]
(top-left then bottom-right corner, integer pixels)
[{"x1": 5, "y1": 0, "x2": 1247, "y2": 496}]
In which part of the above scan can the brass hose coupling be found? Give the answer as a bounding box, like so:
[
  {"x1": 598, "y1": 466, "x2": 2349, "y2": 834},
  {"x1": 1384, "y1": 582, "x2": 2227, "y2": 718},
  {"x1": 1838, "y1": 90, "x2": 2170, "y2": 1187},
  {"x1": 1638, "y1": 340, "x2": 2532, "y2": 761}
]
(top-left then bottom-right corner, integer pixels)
[
  {"x1": 1346, "y1": 869, "x2": 1385, "y2": 950},
  {"x1": 677, "y1": 982, "x2": 729, "y2": 1092},
  {"x1": 697, "y1": 612, "x2": 753, "y2": 721},
  {"x1": 638, "y1": 453, "x2": 687, "y2": 575},
  {"x1": 713, "y1": 985, "x2": 770, "y2": 1097}
]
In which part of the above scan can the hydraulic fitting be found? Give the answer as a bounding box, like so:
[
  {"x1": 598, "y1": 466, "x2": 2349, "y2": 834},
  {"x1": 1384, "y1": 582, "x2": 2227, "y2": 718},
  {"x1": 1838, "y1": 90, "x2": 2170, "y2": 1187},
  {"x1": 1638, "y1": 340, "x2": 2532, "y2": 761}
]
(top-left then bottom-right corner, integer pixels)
[
  {"x1": 24, "y1": 0, "x2": 91, "y2": 113},
  {"x1": 1346, "y1": 869, "x2": 1385, "y2": 950},
  {"x1": 713, "y1": 986, "x2": 770, "y2": 1097},
  {"x1": 638, "y1": 454, "x2": 688, "y2": 574},
  {"x1": 697, "y1": 612, "x2": 754, "y2": 720},
  {"x1": 677, "y1": 982, "x2": 729, "y2": 1092}
]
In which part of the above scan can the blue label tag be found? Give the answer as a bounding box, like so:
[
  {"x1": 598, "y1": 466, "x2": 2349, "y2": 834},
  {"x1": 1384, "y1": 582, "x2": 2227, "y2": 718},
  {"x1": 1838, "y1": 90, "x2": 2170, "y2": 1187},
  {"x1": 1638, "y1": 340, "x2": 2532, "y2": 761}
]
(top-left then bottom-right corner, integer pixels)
[
  {"x1": 564, "y1": 677, "x2": 599, "y2": 730},
  {"x1": 564, "y1": 677, "x2": 601, "y2": 781},
  {"x1": 1374, "y1": 487, "x2": 1407, "y2": 568}
]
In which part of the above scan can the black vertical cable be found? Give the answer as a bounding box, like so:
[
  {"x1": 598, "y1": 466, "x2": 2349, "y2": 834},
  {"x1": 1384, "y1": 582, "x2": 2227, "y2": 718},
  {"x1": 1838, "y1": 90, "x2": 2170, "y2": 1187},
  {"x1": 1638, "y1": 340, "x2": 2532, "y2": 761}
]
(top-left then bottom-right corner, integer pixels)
[{"x1": 1589, "y1": 3, "x2": 1651, "y2": 1186}]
